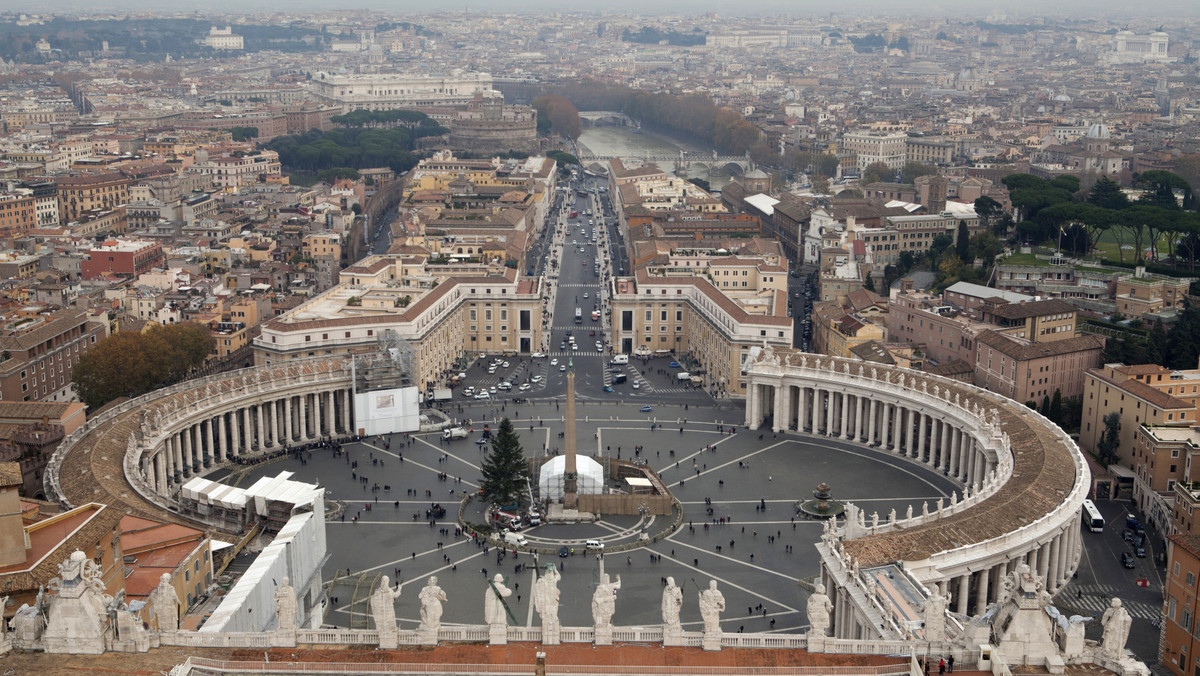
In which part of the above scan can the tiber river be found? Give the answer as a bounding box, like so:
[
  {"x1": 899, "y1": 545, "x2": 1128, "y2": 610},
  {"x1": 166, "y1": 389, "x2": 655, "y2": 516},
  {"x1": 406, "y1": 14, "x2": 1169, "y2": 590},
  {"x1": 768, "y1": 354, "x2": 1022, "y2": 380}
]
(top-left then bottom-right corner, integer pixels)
[{"x1": 576, "y1": 125, "x2": 730, "y2": 190}]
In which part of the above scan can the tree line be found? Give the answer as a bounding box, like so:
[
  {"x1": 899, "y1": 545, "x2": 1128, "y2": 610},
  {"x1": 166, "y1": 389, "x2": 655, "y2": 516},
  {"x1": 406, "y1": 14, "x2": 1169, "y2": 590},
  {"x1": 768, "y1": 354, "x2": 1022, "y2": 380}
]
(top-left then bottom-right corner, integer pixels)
[
  {"x1": 1003, "y1": 172, "x2": 1200, "y2": 269},
  {"x1": 72, "y1": 323, "x2": 214, "y2": 409},
  {"x1": 263, "y1": 122, "x2": 446, "y2": 175}
]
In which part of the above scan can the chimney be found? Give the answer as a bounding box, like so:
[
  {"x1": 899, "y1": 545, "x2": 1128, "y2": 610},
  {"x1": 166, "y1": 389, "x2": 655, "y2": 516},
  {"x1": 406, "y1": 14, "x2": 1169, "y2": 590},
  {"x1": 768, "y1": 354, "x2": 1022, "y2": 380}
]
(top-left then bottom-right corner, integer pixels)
[{"x1": 0, "y1": 462, "x2": 28, "y2": 567}]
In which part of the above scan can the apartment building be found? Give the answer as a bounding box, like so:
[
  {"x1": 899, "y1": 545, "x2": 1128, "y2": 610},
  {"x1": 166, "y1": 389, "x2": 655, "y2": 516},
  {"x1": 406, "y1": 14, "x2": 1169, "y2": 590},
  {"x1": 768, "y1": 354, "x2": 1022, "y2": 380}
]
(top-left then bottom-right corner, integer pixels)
[
  {"x1": 0, "y1": 192, "x2": 37, "y2": 239},
  {"x1": 254, "y1": 261, "x2": 544, "y2": 393},
  {"x1": 609, "y1": 269, "x2": 792, "y2": 398},
  {"x1": 55, "y1": 173, "x2": 131, "y2": 225},
  {"x1": 308, "y1": 70, "x2": 493, "y2": 111},
  {"x1": 0, "y1": 309, "x2": 106, "y2": 403},
  {"x1": 840, "y1": 130, "x2": 908, "y2": 171},
  {"x1": 1163, "y1": 534, "x2": 1200, "y2": 676},
  {"x1": 81, "y1": 239, "x2": 166, "y2": 279},
  {"x1": 189, "y1": 149, "x2": 282, "y2": 189},
  {"x1": 1080, "y1": 363, "x2": 1200, "y2": 465},
  {"x1": 972, "y1": 330, "x2": 1104, "y2": 403},
  {"x1": 1132, "y1": 426, "x2": 1200, "y2": 535}
]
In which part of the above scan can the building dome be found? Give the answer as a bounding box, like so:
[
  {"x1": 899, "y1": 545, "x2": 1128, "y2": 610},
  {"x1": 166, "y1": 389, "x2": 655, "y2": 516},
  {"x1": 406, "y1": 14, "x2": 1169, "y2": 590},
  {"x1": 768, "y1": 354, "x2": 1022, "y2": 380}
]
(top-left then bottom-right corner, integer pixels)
[
  {"x1": 1053, "y1": 93, "x2": 1072, "y2": 102},
  {"x1": 1086, "y1": 123, "x2": 1111, "y2": 139}
]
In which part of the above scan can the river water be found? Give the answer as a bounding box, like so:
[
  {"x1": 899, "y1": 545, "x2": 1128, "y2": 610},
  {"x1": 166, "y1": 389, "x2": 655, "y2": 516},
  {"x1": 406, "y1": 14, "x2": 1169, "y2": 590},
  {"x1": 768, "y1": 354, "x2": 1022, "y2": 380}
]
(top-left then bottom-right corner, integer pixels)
[{"x1": 576, "y1": 126, "x2": 729, "y2": 190}]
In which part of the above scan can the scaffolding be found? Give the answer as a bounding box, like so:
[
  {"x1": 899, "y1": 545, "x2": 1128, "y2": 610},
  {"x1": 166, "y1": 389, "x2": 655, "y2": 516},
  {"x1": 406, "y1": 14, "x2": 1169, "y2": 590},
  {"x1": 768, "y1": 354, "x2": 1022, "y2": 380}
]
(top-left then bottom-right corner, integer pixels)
[{"x1": 352, "y1": 329, "x2": 416, "y2": 393}]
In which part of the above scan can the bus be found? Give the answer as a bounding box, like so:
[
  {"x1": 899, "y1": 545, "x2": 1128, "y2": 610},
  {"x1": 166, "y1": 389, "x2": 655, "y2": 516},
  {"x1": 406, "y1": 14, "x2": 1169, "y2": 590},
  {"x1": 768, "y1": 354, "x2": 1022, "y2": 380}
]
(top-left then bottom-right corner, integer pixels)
[
  {"x1": 574, "y1": 308, "x2": 582, "y2": 324},
  {"x1": 1082, "y1": 499, "x2": 1105, "y2": 532}
]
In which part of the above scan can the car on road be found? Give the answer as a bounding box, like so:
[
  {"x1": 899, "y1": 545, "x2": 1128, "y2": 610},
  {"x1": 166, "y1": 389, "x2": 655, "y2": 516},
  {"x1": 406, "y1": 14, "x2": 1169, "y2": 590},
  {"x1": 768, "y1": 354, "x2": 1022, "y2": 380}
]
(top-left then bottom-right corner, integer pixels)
[
  {"x1": 560, "y1": 365, "x2": 567, "y2": 371},
  {"x1": 498, "y1": 382, "x2": 512, "y2": 390},
  {"x1": 602, "y1": 386, "x2": 614, "y2": 392},
  {"x1": 551, "y1": 359, "x2": 558, "y2": 366},
  {"x1": 558, "y1": 546, "x2": 569, "y2": 558},
  {"x1": 632, "y1": 382, "x2": 640, "y2": 389},
  {"x1": 531, "y1": 352, "x2": 547, "y2": 358},
  {"x1": 519, "y1": 383, "x2": 531, "y2": 391},
  {"x1": 589, "y1": 331, "x2": 596, "y2": 336},
  {"x1": 639, "y1": 405, "x2": 653, "y2": 412},
  {"x1": 669, "y1": 361, "x2": 681, "y2": 368},
  {"x1": 583, "y1": 293, "x2": 589, "y2": 298},
  {"x1": 560, "y1": 342, "x2": 567, "y2": 349},
  {"x1": 531, "y1": 375, "x2": 543, "y2": 383},
  {"x1": 1135, "y1": 546, "x2": 1147, "y2": 558},
  {"x1": 1121, "y1": 552, "x2": 1136, "y2": 568},
  {"x1": 474, "y1": 392, "x2": 491, "y2": 399},
  {"x1": 501, "y1": 361, "x2": 510, "y2": 368},
  {"x1": 476, "y1": 437, "x2": 489, "y2": 445}
]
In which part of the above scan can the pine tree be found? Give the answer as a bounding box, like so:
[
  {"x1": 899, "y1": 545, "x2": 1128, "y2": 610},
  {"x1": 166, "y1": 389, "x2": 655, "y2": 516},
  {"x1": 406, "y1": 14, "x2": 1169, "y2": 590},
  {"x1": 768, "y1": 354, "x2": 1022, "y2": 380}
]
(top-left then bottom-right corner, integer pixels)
[
  {"x1": 478, "y1": 418, "x2": 530, "y2": 508},
  {"x1": 956, "y1": 220, "x2": 970, "y2": 262},
  {"x1": 1049, "y1": 389, "x2": 1063, "y2": 425}
]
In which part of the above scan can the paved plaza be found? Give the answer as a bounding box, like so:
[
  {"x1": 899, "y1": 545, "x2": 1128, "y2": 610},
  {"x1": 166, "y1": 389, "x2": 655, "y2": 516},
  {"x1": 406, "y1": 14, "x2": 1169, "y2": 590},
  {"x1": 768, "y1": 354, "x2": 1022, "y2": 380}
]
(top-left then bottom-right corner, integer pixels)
[{"x1": 229, "y1": 399, "x2": 958, "y2": 635}]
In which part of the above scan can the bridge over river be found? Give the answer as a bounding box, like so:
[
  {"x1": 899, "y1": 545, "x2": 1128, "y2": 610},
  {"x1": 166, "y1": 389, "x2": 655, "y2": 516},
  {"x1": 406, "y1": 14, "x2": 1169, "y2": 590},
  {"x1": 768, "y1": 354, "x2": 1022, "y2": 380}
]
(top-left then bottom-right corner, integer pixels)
[{"x1": 578, "y1": 151, "x2": 756, "y2": 177}]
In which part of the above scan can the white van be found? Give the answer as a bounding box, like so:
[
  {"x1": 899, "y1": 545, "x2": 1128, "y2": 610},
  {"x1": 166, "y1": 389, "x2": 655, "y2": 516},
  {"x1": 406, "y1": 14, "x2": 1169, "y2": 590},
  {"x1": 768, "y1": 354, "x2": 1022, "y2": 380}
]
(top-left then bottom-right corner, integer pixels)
[
  {"x1": 585, "y1": 540, "x2": 604, "y2": 551},
  {"x1": 504, "y1": 531, "x2": 529, "y2": 547},
  {"x1": 610, "y1": 354, "x2": 629, "y2": 365},
  {"x1": 676, "y1": 371, "x2": 692, "y2": 381}
]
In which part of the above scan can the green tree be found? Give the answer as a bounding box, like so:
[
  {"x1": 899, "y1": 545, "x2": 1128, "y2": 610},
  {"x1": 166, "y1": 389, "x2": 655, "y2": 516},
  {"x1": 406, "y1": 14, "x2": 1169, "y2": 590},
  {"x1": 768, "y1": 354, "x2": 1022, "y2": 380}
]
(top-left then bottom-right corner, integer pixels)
[
  {"x1": 1049, "y1": 389, "x2": 1063, "y2": 425},
  {"x1": 72, "y1": 323, "x2": 214, "y2": 409},
  {"x1": 863, "y1": 273, "x2": 875, "y2": 292},
  {"x1": 687, "y1": 177, "x2": 711, "y2": 192},
  {"x1": 897, "y1": 250, "x2": 916, "y2": 274},
  {"x1": 900, "y1": 161, "x2": 936, "y2": 185},
  {"x1": 1097, "y1": 412, "x2": 1122, "y2": 466},
  {"x1": 1086, "y1": 175, "x2": 1129, "y2": 210},
  {"x1": 860, "y1": 162, "x2": 892, "y2": 186},
  {"x1": 811, "y1": 174, "x2": 831, "y2": 195},
  {"x1": 927, "y1": 233, "x2": 954, "y2": 269},
  {"x1": 546, "y1": 150, "x2": 579, "y2": 166},
  {"x1": 478, "y1": 418, "x2": 530, "y2": 508},
  {"x1": 1135, "y1": 170, "x2": 1191, "y2": 210},
  {"x1": 532, "y1": 95, "x2": 582, "y2": 140},
  {"x1": 955, "y1": 220, "x2": 970, "y2": 261},
  {"x1": 1041, "y1": 395, "x2": 1051, "y2": 416},
  {"x1": 974, "y1": 196, "x2": 1004, "y2": 236}
]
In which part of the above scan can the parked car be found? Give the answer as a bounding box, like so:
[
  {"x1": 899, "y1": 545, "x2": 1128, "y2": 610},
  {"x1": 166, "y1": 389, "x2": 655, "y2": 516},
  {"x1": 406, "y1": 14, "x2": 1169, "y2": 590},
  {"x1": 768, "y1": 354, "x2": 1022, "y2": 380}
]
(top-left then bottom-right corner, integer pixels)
[
  {"x1": 639, "y1": 405, "x2": 653, "y2": 412},
  {"x1": 668, "y1": 361, "x2": 681, "y2": 368},
  {"x1": 1135, "y1": 546, "x2": 1147, "y2": 558},
  {"x1": 1121, "y1": 552, "x2": 1136, "y2": 569},
  {"x1": 531, "y1": 352, "x2": 547, "y2": 358}
]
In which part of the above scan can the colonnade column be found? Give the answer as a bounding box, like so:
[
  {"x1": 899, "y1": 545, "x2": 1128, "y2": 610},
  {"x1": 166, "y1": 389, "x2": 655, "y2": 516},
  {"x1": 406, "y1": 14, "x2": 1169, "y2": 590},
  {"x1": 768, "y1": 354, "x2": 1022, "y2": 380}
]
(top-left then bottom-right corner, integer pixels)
[
  {"x1": 855, "y1": 395, "x2": 866, "y2": 442},
  {"x1": 1048, "y1": 535, "x2": 1063, "y2": 593},
  {"x1": 181, "y1": 426, "x2": 193, "y2": 474},
  {"x1": 891, "y1": 405, "x2": 903, "y2": 451},
  {"x1": 956, "y1": 575, "x2": 970, "y2": 615},
  {"x1": 231, "y1": 409, "x2": 241, "y2": 458},
  {"x1": 342, "y1": 389, "x2": 352, "y2": 434},
  {"x1": 974, "y1": 567, "x2": 990, "y2": 613},
  {"x1": 940, "y1": 423, "x2": 952, "y2": 472},
  {"x1": 1036, "y1": 540, "x2": 1051, "y2": 581},
  {"x1": 326, "y1": 390, "x2": 336, "y2": 438},
  {"x1": 256, "y1": 403, "x2": 266, "y2": 450},
  {"x1": 840, "y1": 393, "x2": 850, "y2": 439},
  {"x1": 918, "y1": 413, "x2": 929, "y2": 461},
  {"x1": 824, "y1": 389, "x2": 834, "y2": 436},
  {"x1": 868, "y1": 399, "x2": 878, "y2": 446},
  {"x1": 773, "y1": 384, "x2": 785, "y2": 433},
  {"x1": 217, "y1": 413, "x2": 228, "y2": 462},
  {"x1": 155, "y1": 452, "x2": 167, "y2": 494},
  {"x1": 284, "y1": 396, "x2": 294, "y2": 446}
]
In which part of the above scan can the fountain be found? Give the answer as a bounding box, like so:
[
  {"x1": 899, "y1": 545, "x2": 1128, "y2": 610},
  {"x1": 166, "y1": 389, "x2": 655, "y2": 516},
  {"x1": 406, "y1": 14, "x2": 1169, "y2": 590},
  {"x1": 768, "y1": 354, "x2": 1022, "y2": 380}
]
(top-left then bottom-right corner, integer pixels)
[{"x1": 798, "y1": 482, "x2": 845, "y2": 519}]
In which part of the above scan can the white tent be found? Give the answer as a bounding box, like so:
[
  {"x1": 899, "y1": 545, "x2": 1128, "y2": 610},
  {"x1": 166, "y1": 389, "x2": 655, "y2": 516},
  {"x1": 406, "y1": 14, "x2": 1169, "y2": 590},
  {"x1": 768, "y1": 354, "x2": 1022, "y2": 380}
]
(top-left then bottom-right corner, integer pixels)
[{"x1": 538, "y1": 455, "x2": 604, "y2": 500}]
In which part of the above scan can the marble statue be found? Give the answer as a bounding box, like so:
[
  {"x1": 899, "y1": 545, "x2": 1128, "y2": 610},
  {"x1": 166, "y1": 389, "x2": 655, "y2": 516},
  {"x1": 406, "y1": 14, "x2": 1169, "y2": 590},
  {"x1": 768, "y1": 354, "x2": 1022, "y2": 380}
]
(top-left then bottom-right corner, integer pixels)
[
  {"x1": 418, "y1": 576, "x2": 447, "y2": 632},
  {"x1": 274, "y1": 577, "x2": 297, "y2": 631},
  {"x1": 591, "y1": 573, "x2": 621, "y2": 630},
  {"x1": 871, "y1": 512, "x2": 879, "y2": 528},
  {"x1": 484, "y1": 573, "x2": 512, "y2": 628},
  {"x1": 0, "y1": 595, "x2": 7, "y2": 636},
  {"x1": 905, "y1": 505, "x2": 913, "y2": 520},
  {"x1": 533, "y1": 566, "x2": 561, "y2": 632},
  {"x1": 370, "y1": 575, "x2": 402, "y2": 632},
  {"x1": 807, "y1": 588, "x2": 833, "y2": 637},
  {"x1": 661, "y1": 577, "x2": 683, "y2": 633},
  {"x1": 1101, "y1": 598, "x2": 1132, "y2": 658},
  {"x1": 889, "y1": 508, "x2": 897, "y2": 522},
  {"x1": 148, "y1": 573, "x2": 180, "y2": 632},
  {"x1": 923, "y1": 588, "x2": 949, "y2": 639},
  {"x1": 922, "y1": 501, "x2": 929, "y2": 517},
  {"x1": 43, "y1": 550, "x2": 113, "y2": 655},
  {"x1": 698, "y1": 580, "x2": 725, "y2": 635}
]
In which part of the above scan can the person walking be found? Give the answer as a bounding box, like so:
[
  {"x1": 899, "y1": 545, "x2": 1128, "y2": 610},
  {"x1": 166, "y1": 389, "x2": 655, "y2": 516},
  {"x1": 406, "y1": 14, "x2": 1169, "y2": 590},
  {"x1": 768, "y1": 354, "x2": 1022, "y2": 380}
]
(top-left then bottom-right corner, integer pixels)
[{"x1": 938, "y1": 659, "x2": 945, "y2": 675}]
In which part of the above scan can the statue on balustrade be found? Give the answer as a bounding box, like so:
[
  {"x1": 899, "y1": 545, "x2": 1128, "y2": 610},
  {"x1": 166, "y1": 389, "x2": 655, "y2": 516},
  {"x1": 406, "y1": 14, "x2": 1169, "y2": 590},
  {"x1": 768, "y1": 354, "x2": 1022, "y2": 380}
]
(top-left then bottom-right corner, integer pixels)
[
  {"x1": 591, "y1": 573, "x2": 621, "y2": 630},
  {"x1": 148, "y1": 573, "x2": 180, "y2": 632},
  {"x1": 661, "y1": 577, "x2": 683, "y2": 633},
  {"x1": 370, "y1": 575, "x2": 402, "y2": 632},
  {"x1": 419, "y1": 576, "x2": 447, "y2": 632},
  {"x1": 274, "y1": 577, "x2": 297, "y2": 631},
  {"x1": 698, "y1": 580, "x2": 725, "y2": 635},
  {"x1": 1101, "y1": 598, "x2": 1132, "y2": 658},
  {"x1": 484, "y1": 573, "x2": 512, "y2": 629},
  {"x1": 533, "y1": 565, "x2": 561, "y2": 632},
  {"x1": 807, "y1": 587, "x2": 833, "y2": 637}
]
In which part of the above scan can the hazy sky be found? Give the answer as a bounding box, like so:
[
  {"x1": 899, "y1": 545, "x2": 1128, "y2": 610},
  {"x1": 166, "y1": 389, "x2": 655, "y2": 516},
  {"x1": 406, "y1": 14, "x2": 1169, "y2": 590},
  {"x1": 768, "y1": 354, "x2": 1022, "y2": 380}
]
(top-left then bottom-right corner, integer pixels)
[{"x1": 18, "y1": 0, "x2": 1200, "y2": 19}]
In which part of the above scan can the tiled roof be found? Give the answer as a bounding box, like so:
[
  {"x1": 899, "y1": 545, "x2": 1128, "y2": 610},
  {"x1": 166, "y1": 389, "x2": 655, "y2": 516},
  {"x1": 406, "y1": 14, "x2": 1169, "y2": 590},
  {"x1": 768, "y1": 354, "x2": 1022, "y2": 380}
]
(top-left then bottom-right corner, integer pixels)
[
  {"x1": 975, "y1": 331, "x2": 1103, "y2": 362},
  {"x1": 1087, "y1": 368, "x2": 1194, "y2": 410},
  {"x1": 985, "y1": 298, "x2": 1076, "y2": 319}
]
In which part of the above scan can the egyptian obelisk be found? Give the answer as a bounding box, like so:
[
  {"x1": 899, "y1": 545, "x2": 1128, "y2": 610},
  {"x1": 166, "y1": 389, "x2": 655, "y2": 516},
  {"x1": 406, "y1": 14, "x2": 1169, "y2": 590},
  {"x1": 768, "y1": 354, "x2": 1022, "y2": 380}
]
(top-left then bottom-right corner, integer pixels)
[{"x1": 563, "y1": 357, "x2": 578, "y2": 509}]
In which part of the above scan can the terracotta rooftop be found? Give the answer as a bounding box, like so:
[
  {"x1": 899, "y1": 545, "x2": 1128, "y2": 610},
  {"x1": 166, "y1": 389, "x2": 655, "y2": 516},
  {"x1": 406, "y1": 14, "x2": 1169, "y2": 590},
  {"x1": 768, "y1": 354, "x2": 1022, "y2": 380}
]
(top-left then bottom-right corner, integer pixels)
[
  {"x1": 0, "y1": 643, "x2": 912, "y2": 675},
  {"x1": 984, "y1": 298, "x2": 1076, "y2": 320},
  {"x1": 974, "y1": 331, "x2": 1103, "y2": 362},
  {"x1": 1086, "y1": 368, "x2": 1194, "y2": 410}
]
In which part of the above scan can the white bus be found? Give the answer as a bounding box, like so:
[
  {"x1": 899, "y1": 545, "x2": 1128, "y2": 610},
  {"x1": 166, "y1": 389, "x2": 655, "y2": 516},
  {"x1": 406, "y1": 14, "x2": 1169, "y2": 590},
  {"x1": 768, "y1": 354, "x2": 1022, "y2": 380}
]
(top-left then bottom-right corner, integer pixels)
[{"x1": 1082, "y1": 499, "x2": 1105, "y2": 532}]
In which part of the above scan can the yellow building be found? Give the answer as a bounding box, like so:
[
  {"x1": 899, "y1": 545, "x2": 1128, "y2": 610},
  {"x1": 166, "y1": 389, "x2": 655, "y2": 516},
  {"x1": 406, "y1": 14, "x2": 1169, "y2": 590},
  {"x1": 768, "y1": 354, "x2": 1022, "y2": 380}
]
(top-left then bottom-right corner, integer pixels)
[{"x1": 1080, "y1": 362, "x2": 1200, "y2": 465}]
